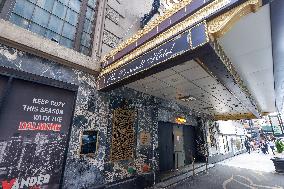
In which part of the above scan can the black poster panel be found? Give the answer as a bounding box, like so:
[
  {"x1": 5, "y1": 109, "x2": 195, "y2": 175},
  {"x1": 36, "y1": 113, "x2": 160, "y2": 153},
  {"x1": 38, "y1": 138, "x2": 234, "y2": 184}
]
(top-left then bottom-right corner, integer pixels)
[
  {"x1": 0, "y1": 78, "x2": 76, "y2": 189},
  {"x1": 0, "y1": 75, "x2": 8, "y2": 100}
]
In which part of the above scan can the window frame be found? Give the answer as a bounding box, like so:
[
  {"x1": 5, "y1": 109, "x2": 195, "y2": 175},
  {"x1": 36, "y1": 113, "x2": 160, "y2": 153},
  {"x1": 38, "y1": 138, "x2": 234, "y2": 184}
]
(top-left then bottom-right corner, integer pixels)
[{"x1": 0, "y1": 0, "x2": 99, "y2": 56}]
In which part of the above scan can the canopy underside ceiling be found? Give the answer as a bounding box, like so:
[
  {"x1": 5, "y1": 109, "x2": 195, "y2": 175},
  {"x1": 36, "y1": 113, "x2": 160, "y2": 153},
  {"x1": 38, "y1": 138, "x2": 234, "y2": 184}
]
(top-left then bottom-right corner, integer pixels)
[
  {"x1": 126, "y1": 59, "x2": 251, "y2": 119},
  {"x1": 126, "y1": 4, "x2": 275, "y2": 120}
]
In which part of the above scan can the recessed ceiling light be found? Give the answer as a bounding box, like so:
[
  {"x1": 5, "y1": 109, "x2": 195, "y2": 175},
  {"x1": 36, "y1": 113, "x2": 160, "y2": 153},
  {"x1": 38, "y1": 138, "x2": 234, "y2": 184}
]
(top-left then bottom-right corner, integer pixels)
[
  {"x1": 177, "y1": 95, "x2": 196, "y2": 102},
  {"x1": 203, "y1": 107, "x2": 215, "y2": 110}
]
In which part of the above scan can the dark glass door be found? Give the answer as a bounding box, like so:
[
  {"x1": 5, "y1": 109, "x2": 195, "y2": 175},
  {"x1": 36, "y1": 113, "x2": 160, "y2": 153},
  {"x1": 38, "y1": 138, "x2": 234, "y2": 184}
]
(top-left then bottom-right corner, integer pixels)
[
  {"x1": 158, "y1": 122, "x2": 174, "y2": 172},
  {"x1": 183, "y1": 125, "x2": 197, "y2": 165}
]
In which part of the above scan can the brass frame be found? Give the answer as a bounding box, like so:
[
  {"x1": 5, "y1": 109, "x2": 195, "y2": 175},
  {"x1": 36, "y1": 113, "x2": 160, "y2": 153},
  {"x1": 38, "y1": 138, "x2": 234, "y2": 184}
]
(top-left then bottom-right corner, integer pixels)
[
  {"x1": 78, "y1": 130, "x2": 99, "y2": 156},
  {"x1": 214, "y1": 113, "x2": 257, "y2": 120}
]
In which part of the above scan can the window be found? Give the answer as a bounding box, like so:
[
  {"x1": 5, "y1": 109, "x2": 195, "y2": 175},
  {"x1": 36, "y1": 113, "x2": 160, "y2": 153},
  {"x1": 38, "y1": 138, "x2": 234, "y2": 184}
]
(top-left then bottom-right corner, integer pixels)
[
  {"x1": 79, "y1": 0, "x2": 97, "y2": 55},
  {"x1": 8, "y1": 0, "x2": 98, "y2": 56},
  {"x1": 0, "y1": 0, "x2": 6, "y2": 11}
]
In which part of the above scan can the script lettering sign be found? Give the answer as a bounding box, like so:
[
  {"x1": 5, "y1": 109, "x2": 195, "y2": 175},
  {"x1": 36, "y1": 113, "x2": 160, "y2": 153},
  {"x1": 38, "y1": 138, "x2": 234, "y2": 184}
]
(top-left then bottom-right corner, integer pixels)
[{"x1": 98, "y1": 31, "x2": 190, "y2": 90}]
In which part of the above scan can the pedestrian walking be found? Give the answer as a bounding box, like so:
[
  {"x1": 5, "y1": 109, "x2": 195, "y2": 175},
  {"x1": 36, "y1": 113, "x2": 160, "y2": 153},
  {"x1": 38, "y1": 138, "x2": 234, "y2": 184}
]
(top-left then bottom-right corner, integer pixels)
[
  {"x1": 260, "y1": 141, "x2": 266, "y2": 154},
  {"x1": 268, "y1": 139, "x2": 275, "y2": 155},
  {"x1": 250, "y1": 140, "x2": 255, "y2": 151},
  {"x1": 245, "y1": 138, "x2": 251, "y2": 154},
  {"x1": 264, "y1": 140, "x2": 269, "y2": 154}
]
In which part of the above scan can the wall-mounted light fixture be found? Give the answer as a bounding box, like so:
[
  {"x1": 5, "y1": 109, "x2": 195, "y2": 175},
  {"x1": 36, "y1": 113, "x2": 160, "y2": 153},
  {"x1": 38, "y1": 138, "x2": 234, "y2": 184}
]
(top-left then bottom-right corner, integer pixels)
[{"x1": 176, "y1": 117, "x2": 187, "y2": 124}]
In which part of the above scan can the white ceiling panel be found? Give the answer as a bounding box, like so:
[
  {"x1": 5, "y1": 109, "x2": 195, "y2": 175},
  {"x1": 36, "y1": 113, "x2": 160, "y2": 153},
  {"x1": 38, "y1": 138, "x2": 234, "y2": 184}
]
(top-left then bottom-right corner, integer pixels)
[
  {"x1": 179, "y1": 65, "x2": 208, "y2": 81},
  {"x1": 175, "y1": 82, "x2": 199, "y2": 92},
  {"x1": 126, "y1": 57, "x2": 250, "y2": 117},
  {"x1": 162, "y1": 73, "x2": 188, "y2": 86},
  {"x1": 171, "y1": 60, "x2": 198, "y2": 72},
  {"x1": 151, "y1": 69, "x2": 176, "y2": 79},
  {"x1": 219, "y1": 4, "x2": 276, "y2": 113},
  {"x1": 193, "y1": 76, "x2": 220, "y2": 88},
  {"x1": 136, "y1": 76, "x2": 157, "y2": 84},
  {"x1": 143, "y1": 79, "x2": 170, "y2": 91}
]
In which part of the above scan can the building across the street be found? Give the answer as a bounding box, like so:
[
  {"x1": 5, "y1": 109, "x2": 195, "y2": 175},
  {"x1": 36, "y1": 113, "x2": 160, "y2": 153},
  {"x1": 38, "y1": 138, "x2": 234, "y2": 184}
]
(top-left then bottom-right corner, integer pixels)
[{"x1": 0, "y1": 0, "x2": 284, "y2": 188}]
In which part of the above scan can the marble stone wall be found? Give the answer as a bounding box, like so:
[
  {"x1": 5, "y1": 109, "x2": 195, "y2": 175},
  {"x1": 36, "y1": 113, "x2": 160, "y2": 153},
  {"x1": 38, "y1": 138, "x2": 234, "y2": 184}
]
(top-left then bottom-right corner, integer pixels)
[
  {"x1": 0, "y1": 43, "x2": 108, "y2": 188},
  {"x1": 0, "y1": 43, "x2": 208, "y2": 188}
]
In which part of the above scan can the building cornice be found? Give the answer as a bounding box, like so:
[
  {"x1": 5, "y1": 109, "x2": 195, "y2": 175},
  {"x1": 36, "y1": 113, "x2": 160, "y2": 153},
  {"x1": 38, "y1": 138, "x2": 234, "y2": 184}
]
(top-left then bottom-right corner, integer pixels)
[
  {"x1": 100, "y1": 0, "x2": 232, "y2": 76},
  {"x1": 0, "y1": 19, "x2": 100, "y2": 75},
  {"x1": 208, "y1": 0, "x2": 261, "y2": 38}
]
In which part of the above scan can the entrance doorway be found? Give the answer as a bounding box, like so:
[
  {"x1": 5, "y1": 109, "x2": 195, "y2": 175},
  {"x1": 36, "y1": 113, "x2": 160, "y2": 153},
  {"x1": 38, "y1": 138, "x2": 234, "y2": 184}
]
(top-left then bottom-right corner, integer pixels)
[
  {"x1": 158, "y1": 122, "x2": 197, "y2": 173},
  {"x1": 158, "y1": 122, "x2": 174, "y2": 172},
  {"x1": 173, "y1": 125, "x2": 185, "y2": 169}
]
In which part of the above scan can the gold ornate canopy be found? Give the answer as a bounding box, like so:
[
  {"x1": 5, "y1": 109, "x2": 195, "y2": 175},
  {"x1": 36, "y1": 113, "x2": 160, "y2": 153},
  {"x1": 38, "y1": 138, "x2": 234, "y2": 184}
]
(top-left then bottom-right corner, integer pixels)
[
  {"x1": 101, "y1": 0, "x2": 193, "y2": 63},
  {"x1": 208, "y1": 0, "x2": 261, "y2": 38},
  {"x1": 100, "y1": 0, "x2": 262, "y2": 76},
  {"x1": 98, "y1": 0, "x2": 264, "y2": 120}
]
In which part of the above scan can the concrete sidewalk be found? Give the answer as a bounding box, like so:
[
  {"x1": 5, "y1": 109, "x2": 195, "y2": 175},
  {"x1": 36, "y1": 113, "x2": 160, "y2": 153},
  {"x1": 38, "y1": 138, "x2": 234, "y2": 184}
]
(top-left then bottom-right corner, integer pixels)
[
  {"x1": 218, "y1": 151, "x2": 275, "y2": 173},
  {"x1": 167, "y1": 164, "x2": 284, "y2": 189}
]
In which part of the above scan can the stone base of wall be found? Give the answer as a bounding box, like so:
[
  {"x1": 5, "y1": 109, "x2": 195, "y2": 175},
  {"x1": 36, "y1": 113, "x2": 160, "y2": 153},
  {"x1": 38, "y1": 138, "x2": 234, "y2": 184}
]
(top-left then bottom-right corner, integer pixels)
[
  {"x1": 208, "y1": 149, "x2": 246, "y2": 164},
  {"x1": 104, "y1": 173, "x2": 154, "y2": 189}
]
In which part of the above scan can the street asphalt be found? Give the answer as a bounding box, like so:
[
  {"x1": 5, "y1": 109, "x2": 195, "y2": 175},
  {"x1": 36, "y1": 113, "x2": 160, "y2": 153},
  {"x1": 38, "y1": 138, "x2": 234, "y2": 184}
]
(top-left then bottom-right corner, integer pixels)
[
  {"x1": 169, "y1": 164, "x2": 284, "y2": 189},
  {"x1": 168, "y1": 152, "x2": 284, "y2": 189}
]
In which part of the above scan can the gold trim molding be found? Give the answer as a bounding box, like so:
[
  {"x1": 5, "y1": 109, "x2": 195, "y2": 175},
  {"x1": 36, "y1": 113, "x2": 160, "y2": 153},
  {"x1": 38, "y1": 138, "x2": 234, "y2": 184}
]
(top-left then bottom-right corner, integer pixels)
[
  {"x1": 214, "y1": 112, "x2": 271, "y2": 120},
  {"x1": 214, "y1": 113, "x2": 257, "y2": 120},
  {"x1": 208, "y1": 0, "x2": 262, "y2": 39},
  {"x1": 100, "y1": 0, "x2": 231, "y2": 76},
  {"x1": 101, "y1": 0, "x2": 193, "y2": 63}
]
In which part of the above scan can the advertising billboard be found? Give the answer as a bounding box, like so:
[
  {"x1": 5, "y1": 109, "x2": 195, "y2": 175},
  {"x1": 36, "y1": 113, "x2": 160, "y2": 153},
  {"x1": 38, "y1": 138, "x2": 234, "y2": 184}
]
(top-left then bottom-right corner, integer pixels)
[{"x1": 0, "y1": 76, "x2": 76, "y2": 189}]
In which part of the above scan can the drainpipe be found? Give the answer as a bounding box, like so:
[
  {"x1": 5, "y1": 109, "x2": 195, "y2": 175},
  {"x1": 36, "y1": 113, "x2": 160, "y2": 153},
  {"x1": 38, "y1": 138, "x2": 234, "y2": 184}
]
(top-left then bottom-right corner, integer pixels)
[
  {"x1": 277, "y1": 113, "x2": 284, "y2": 135},
  {"x1": 268, "y1": 115, "x2": 275, "y2": 136}
]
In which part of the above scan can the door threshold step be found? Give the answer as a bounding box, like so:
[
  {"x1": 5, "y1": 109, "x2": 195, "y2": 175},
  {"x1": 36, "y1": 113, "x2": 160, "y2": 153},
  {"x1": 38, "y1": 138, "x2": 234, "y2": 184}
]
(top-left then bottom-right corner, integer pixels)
[
  {"x1": 153, "y1": 164, "x2": 215, "y2": 189},
  {"x1": 160, "y1": 163, "x2": 206, "y2": 182}
]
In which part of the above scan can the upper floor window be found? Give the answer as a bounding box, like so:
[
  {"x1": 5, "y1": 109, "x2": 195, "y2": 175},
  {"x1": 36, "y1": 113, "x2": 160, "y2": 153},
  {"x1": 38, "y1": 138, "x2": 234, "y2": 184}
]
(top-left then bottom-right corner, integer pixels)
[{"x1": 6, "y1": 0, "x2": 98, "y2": 56}]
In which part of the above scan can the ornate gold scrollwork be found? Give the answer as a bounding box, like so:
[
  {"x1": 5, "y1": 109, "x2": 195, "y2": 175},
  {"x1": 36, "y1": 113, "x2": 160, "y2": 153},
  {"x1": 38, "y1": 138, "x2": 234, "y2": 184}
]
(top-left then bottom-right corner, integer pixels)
[
  {"x1": 214, "y1": 113, "x2": 257, "y2": 120},
  {"x1": 208, "y1": 0, "x2": 262, "y2": 39},
  {"x1": 100, "y1": 0, "x2": 231, "y2": 76},
  {"x1": 101, "y1": 0, "x2": 193, "y2": 63}
]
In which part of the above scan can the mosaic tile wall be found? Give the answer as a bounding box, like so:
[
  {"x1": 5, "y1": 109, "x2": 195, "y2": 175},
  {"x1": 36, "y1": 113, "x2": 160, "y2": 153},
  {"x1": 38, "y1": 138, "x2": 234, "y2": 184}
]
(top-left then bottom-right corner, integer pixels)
[
  {"x1": 0, "y1": 43, "x2": 209, "y2": 188},
  {"x1": 0, "y1": 43, "x2": 107, "y2": 188}
]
